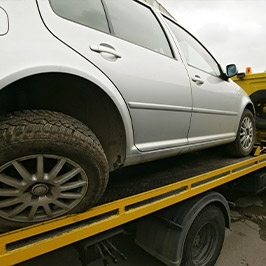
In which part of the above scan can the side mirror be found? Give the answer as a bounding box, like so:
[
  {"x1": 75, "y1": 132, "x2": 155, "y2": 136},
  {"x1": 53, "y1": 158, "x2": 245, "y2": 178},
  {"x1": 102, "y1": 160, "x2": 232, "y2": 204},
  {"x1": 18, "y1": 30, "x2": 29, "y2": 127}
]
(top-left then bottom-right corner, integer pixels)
[{"x1": 226, "y1": 64, "x2": 238, "y2": 78}]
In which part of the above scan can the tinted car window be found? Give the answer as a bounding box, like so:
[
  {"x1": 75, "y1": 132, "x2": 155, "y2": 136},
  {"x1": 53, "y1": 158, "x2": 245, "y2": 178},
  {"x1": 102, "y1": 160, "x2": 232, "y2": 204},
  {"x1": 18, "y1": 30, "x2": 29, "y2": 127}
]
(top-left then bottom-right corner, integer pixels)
[
  {"x1": 165, "y1": 17, "x2": 220, "y2": 76},
  {"x1": 105, "y1": 0, "x2": 172, "y2": 57},
  {"x1": 49, "y1": 0, "x2": 109, "y2": 33}
]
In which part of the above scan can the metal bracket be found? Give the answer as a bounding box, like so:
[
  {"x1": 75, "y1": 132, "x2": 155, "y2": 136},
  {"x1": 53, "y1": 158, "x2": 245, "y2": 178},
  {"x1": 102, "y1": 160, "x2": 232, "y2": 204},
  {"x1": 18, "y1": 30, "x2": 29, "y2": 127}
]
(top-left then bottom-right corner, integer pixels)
[
  {"x1": 254, "y1": 143, "x2": 266, "y2": 156},
  {"x1": 74, "y1": 228, "x2": 127, "y2": 266}
]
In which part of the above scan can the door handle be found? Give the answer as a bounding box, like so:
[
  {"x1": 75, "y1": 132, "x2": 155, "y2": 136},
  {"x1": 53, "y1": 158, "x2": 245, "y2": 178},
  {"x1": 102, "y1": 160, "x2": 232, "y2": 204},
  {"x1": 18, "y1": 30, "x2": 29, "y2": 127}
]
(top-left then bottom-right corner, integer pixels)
[
  {"x1": 90, "y1": 44, "x2": 122, "y2": 58},
  {"x1": 191, "y1": 75, "x2": 204, "y2": 85}
]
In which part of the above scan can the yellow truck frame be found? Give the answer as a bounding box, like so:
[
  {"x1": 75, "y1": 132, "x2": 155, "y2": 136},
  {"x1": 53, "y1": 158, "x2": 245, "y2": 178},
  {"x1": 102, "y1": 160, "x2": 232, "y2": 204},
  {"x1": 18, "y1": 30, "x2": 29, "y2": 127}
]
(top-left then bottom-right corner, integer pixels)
[
  {"x1": 0, "y1": 149, "x2": 266, "y2": 266},
  {"x1": 232, "y1": 72, "x2": 266, "y2": 96},
  {"x1": 232, "y1": 72, "x2": 266, "y2": 139}
]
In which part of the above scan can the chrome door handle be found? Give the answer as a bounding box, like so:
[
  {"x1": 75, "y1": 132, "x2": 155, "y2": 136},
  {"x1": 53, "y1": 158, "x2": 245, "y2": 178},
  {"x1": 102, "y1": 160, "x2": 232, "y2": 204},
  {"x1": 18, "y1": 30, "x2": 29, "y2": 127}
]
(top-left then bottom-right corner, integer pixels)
[
  {"x1": 191, "y1": 75, "x2": 204, "y2": 85},
  {"x1": 90, "y1": 44, "x2": 122, "y2": 58}
]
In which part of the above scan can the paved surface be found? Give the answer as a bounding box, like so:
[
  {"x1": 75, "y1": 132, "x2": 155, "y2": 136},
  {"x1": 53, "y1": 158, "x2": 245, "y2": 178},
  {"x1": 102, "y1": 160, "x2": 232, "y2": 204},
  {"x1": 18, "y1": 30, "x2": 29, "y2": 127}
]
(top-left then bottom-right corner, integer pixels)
[
  {"x1": 19, "y1": 190, "x2": 266, "y2": 266},
  {"x1": 216, "y1": 191, "x2": 266, "y2": 266}
]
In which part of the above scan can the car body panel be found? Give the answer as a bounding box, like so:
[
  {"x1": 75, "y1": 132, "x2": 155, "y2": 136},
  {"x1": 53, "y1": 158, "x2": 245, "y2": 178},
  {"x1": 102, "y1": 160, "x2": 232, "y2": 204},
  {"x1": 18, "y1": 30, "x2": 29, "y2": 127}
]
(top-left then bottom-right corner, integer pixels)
[
  {"x1": 187, "y1": 67, "x2": 238, "y2": 143},
  {"x1": 37, "y1": 0, "x2": 193, "y2": 152},
  {"x1": 159, "y1": 12, "x2": 252, "y2": 142}
]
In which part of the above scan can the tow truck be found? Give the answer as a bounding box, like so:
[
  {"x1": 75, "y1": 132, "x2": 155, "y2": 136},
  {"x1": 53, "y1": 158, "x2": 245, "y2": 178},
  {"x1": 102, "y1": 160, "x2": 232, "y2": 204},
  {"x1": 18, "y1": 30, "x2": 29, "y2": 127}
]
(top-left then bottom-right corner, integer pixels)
[
  {"x1": 1, "y1": 0, "x2": 265, "y2": 264},
  {"x1": 1, "y1": 145, "x2": 266, "y2": 266}
]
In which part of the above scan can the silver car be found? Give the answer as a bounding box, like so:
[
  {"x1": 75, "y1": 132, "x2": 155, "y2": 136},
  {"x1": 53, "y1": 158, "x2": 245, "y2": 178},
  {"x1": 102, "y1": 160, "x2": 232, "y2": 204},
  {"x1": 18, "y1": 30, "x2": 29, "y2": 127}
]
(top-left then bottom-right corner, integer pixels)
[{"x1": 0, "y1": 0, "x2": 254, "y2": 229}]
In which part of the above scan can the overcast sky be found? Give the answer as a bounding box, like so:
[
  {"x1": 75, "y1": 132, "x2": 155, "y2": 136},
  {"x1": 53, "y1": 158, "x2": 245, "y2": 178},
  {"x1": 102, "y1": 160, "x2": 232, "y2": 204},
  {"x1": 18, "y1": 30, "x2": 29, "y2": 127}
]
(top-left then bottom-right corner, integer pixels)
[{"x1": 159, "y1": 0, "x2": 266, "y2": 73}]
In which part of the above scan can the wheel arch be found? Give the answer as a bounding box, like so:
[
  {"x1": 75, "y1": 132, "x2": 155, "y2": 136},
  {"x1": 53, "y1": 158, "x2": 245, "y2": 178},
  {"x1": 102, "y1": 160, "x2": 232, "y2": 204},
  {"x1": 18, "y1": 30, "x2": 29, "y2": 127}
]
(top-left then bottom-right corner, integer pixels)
[
  {"x1": 0, "y1": 72, "x2": 128, "y2": 171},
  {"x1": 245, "y1": 102, "x2": 255, "y2": 116},
  {"x1": 234, "y1": 90, "x2": 255, "y2": 133}
]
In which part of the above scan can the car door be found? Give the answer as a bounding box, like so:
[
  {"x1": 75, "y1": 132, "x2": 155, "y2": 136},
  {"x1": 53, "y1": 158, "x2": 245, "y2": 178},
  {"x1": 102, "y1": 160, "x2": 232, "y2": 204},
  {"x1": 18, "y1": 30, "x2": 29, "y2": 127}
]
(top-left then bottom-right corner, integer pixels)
[
  {"x1": 37, "y1": 0, "x2": 192, "y2": 152},
  {"x1": 164, "y1": 17, "x2": 239, "y2": 144}
]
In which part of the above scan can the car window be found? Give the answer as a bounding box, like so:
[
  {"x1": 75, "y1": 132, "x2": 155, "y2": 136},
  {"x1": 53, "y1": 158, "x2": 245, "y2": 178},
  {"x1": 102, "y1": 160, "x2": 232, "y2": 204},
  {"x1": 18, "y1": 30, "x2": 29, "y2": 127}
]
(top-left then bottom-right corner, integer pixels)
[
  {"x1": 49, "y1": 0, "x2": 110, "y2": 33},
  {"x1": 164, "y1": 17, "x2": 220, "y2": 76},
  {"x1": 105, "y1": 0, "x2": 173, "y2": 57}
]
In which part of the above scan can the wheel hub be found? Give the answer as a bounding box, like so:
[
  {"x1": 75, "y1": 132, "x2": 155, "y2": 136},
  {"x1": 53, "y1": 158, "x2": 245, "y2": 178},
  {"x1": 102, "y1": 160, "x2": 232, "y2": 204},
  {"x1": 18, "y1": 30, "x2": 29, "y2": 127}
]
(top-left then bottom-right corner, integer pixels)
[{"x1": 31, "y1": 184, "x2": 49, "y2": 196}]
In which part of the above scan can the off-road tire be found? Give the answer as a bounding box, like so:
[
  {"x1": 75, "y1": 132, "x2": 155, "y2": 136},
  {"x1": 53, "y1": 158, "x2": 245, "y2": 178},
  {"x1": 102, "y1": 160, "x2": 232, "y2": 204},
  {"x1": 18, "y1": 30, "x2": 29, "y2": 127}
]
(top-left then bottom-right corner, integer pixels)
[{"x1": 0, "y1": 110, "x2": 108, "y2": 231}]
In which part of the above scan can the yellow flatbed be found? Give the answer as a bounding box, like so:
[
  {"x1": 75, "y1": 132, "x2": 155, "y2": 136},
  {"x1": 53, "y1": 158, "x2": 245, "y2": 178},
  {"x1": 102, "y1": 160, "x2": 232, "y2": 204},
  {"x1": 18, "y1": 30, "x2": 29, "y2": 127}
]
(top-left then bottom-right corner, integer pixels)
[{"x1": 0, "y1": 148, "x2": 266, "y2": 266}]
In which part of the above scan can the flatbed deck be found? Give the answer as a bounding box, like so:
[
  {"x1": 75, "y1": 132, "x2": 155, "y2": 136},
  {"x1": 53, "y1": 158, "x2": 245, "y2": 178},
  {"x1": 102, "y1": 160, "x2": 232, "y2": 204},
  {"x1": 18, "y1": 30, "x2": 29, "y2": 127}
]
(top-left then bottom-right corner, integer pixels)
[
  {"x1": 0, "y1": 148, "x2": 265, "y2": 266},
  {"x1": 100, "y1": 148, "x2": 250, "y2": 204}
]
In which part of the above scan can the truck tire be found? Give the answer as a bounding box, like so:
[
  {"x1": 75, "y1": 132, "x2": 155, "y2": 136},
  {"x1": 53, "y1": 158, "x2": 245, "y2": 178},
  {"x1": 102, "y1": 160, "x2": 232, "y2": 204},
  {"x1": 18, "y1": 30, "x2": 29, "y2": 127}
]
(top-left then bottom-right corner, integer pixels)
[
  {"x1": 181, "y1": 205, "x2": 225, "y2": 266},
  {"x1": 0, "y1": 110, "x2": 108, "y2": 231},
  {"x1": 250, "y1": 90, "x2": 266, "y2": 129},
  {"x1": 227, "y1": 109, "x2": 255, "y2": 157}
]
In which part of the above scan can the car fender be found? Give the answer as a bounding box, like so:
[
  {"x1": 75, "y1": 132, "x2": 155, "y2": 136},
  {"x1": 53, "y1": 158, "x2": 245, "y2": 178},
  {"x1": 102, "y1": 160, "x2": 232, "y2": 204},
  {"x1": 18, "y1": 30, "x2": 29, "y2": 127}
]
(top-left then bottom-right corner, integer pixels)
[{"x1": 228, "y1": 79, "x2": 255, "y2": 132}]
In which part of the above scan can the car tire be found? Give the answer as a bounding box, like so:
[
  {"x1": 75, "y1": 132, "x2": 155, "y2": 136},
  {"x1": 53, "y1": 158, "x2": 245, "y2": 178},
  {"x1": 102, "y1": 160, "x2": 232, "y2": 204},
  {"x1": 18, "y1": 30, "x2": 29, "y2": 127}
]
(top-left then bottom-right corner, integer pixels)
[
  {"x1": 227, "y1": 109, "x2": 255, "y2": 157},
  {"x1": 0, "y1": 110, "x2": 108, "y2": 231},
  {"x1": 250, "y1": 90, "x2": 266, "y2": 129},
  {"x1": 181, "y1": 205, "x2": 225, "y2": 266}
]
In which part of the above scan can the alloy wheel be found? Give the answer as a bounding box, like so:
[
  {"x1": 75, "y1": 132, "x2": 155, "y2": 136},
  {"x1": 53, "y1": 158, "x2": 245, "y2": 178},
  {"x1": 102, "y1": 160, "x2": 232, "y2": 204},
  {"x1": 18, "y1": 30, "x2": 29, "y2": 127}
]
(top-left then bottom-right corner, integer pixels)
[{"x1": 0, "y1": 155, "x2": 88, "y2": 222}]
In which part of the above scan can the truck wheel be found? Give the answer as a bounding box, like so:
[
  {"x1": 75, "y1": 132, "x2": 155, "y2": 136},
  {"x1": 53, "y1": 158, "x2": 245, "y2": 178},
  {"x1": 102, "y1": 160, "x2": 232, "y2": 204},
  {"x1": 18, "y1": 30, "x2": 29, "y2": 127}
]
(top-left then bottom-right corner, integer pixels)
[
  {"x1": 250, "y1": 90, "x2": 266, "y2": 129},
  {"x1": 0, "y1": 110, "x2": 108, "y2": 230},
  {"x1": 227, "y1": 109, "x2": 255, "y2": 157},
  {"x1": 181, "y1": 205, "x2": 225, "y2": 266}
]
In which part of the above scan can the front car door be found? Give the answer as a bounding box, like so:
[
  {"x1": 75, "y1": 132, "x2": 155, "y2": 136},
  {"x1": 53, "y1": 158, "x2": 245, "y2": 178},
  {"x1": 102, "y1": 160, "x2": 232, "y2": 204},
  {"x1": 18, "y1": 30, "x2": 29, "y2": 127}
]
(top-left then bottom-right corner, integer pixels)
[
  {"x1": 164, "y1": 17, "x2": 239, "y2": 145},
  {"x1": 37, "y1": 0, "x2": 192, "y2": 152}
]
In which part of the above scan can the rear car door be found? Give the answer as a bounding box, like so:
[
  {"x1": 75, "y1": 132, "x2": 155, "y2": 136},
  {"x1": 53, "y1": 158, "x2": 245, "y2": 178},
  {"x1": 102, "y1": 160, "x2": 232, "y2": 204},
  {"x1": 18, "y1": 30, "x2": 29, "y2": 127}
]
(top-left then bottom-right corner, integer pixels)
[
  {"x1": 164, "y1": 17, "x2": 239, "y2": 145},
  {"x1": 37, "y1": 0, "x2": 192, "y2": 152}
]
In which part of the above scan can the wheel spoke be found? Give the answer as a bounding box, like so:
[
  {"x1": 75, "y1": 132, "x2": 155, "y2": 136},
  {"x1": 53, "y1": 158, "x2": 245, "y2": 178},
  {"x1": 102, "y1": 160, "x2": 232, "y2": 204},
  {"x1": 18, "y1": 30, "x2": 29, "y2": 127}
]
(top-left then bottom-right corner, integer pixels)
[
  {"x1": 244, "y1": 139, "x2": 248, "y2": 148},
  {"x1": 0, "y1": 188, "x2": 20, "y2": 197},
  {"x1": 36, "y1": 156, "x2": 44, "y2": 181},
  {"x1": 0, "y1": 173, "x2": 23, "y2": 188},
  {"x1": 0, "y1": 198, "x2": 21, "y2": 208},
  {"x1": 7, "y1": 203, "x2": 28, "y2": 218},
  {"x1": 53, "y1": 200, "x2": 69, "y2": 210},
  {"x1": 55, "y1": 168, "x2": 82, "y2": 185},
  {"x1": 60, "y1": 181, "x2": 87, "y2": 191},
  {"x1": 58, "y1": 193, "x2": 82, "y2": 199},
  {"x1": 240, "y1": 135, "x2": 245, "y2": 143},
  {"x1": 28, "y1": 205, "x2": 38, "y2": 220},
  {"x1": 48, "y1": 159, "x2": 66, "y2": 181},
  {"x1": 12, "y1": 161, "x2": 32, "y2": 183},
  {"x1": 43, "y1": 203, "x2": 52, "y2": 217}
]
